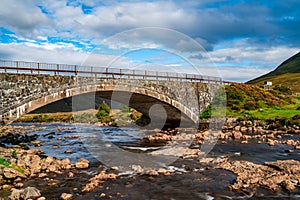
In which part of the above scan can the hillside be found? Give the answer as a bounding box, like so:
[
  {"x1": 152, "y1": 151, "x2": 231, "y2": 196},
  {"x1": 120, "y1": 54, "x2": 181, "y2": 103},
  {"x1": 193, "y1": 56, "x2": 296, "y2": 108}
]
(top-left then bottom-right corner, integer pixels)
[
  {"x1": 248, "y1": 52, "x2": 300, "y2": 93},
  {"x1": 225, "y1": 83, "x2": 300, "y2": 120}
]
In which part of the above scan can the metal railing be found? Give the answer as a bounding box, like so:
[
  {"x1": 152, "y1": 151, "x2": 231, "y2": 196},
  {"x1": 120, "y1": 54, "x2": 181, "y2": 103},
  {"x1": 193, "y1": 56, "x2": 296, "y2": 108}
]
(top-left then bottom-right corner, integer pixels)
[{"x1": 0, "y1": 60, "x2": 222, "y2": 83}]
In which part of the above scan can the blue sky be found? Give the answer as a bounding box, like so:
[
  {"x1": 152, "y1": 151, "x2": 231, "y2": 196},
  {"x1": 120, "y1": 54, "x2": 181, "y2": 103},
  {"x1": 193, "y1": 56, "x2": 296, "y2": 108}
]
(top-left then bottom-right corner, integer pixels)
[{"x1": 0, "y1": 0, "x2": 299, "y2": 82}]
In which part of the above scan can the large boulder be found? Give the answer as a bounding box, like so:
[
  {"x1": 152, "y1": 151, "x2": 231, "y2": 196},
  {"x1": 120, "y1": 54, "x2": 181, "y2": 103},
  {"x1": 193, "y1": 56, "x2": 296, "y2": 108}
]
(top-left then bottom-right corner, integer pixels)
[
  {"x1": 4, "y1": 168, "x2": 26, "y2": 179},
  {"x1": 9, "y1": 187, "x2": 41, "y2": 200},
  {"x1": 9, "y1": 188, "x2": 22, "y2": 200},
  {"x1": 22, "y1": 186, "x2": 41, "y2": 200}
]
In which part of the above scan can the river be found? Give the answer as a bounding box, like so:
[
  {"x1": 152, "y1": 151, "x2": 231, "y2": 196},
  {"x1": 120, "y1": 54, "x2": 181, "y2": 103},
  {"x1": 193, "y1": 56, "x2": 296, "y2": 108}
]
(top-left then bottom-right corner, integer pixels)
[{"x1": 2, "y1": 122, "x2": 300, "y2": 199}]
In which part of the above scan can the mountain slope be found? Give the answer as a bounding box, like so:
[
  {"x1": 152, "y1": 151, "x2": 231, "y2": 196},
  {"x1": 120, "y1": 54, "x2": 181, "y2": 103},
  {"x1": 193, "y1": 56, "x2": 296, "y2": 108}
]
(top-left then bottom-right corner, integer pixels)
[
  {"x1": 267, "y1": 52, "x2": 300, "y2": 75},
  {"x1": 248, "y1": 52, "x2": 300, "y2": 92}
]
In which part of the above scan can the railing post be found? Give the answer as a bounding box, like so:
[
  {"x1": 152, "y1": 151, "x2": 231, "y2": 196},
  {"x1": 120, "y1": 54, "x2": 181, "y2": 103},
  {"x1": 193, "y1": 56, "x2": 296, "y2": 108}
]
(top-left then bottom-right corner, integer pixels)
[
  {"x1": 144, "y1": 71, "x2": 146, "y2": 80},
  {"x1": 75, "y1": 65, "x2": 78, "y2": 76},
  {"x1": 91, "y1": 67, "x2": 95, "y2": 77},
  {"x1": 38, "y1": 63, "x2": 40, "y2": 74},
  {"x1": 120, "y1": 68, "x2": 122, "y2": 79},
  {"x1": 106, "y1": 68, "x2": 108, "y2": 78},
  {"x1": 56, "y1": 64, "x2": 59, "y2": 75},
  {"x1": 16, "y1": 61, "x2": 19, "y2": 73},
  {"x1": 156, "y1": 72, "x2": 158, "y2": 81}
]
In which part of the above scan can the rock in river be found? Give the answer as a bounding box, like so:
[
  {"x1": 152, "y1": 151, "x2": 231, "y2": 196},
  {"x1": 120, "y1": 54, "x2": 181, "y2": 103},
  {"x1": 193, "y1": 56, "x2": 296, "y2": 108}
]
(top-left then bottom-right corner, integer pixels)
[
  {"x1": 22, "y1": 186, "x2": 41, "y2": 200},
  {"x1": 9, "y1": 186, "x2": 41, "y2": 200},
  {"x1": 4, "y1": 168, "x2": 26, "y2": 179},
  {"x1": 75, "y1": 158, "x2": 89, "y2": 169},
  {"x1": 60, "y1": 192, "x2": 73, "y2": 200}
]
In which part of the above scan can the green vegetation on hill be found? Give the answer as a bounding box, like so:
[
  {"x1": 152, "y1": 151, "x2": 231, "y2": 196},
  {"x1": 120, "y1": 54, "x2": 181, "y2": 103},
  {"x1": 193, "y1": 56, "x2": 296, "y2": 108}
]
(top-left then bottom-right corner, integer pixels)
[
  {"x1": 269, "y1": 52, "x2": 300, "y2": 75},
  {"x1": 248, "y1": 52, "x2": 300, "y2": 93},
  {"x1": 225, "y1": 83, "x2": 300, "y2": 120},
  {"x1": 248, "y1": 73, "x2": 300, "y2": 93}
]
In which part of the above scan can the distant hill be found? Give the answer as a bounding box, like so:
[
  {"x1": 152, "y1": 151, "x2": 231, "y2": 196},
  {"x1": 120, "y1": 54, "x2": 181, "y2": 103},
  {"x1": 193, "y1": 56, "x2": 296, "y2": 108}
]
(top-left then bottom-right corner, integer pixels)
[{"x1": 248, "y1": 52, "x2": 300, "y2": 93}]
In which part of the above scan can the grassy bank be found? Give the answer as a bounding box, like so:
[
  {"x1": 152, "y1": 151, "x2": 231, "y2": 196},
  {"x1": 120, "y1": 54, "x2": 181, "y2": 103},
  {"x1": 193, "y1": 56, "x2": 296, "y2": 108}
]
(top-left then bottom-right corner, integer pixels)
[
  {"x1": 16, "y1": 110, "x2": 98, "y2": 123},
  {"x1": 225, "y1": 83, "x2": 300, "y2": 120},
  {"x1": 17, "y1": 104, "x2": 143, "y2": 126}
]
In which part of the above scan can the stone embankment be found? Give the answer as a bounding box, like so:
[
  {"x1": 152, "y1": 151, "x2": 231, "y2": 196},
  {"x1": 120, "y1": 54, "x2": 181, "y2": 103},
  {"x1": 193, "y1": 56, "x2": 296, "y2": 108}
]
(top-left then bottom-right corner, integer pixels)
[
  {"x1": 1, "y1": 146, "x2": 91, "y2": 200},
  {"x1": 0, "y1": 126, "x2": 92, "y2": 200}
]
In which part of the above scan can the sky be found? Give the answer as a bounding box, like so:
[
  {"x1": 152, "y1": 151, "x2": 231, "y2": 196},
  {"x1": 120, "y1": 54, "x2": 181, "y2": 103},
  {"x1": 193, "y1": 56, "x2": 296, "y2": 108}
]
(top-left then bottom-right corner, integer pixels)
[{"x1": 0, "y1": 0, "x2": 299, "y2": 82}]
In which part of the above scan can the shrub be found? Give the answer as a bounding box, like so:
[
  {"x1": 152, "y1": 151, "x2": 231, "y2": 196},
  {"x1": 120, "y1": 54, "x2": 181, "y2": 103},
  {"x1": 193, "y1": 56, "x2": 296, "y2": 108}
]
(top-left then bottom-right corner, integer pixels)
[
  {"x1": 131, "y1": 110, "x2": 143, "y2": 121},
  {"x1": 226, "y1": 87, "x2": 243, "y2": 101},
  {"x1": 232, "y1": 105, "x2": 241, "y2": 111},
  {"x1": 273, "y1": 85, "x2": 292, "y2": 95},
  {"x1": 244, "y1": 100, "x2": 258, "y2": 110},
  {"x1": 12, "y1": 150, "x2": 17, "y2": 158},
  {"x1": 200, "y1": 105, "x2": 211, "y2": 119},
  {"x1": 96, "y1": 101, "x2": 112, "y2": 123}
]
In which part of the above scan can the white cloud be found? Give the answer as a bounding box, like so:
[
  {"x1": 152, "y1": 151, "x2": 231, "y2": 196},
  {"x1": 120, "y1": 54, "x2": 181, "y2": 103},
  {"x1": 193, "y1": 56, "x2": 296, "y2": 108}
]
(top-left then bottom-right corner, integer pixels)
[
  {"x1": 0, "y1": 0, "x2": 50, "y2": 36},
  {"x1": 209, "y1": 45, "x2": 300, "y2": 69},
  {"x1": 0, "y1": 43, "x2": 131, "y2": 68},
  {"x1": 189, "y1": 40, "x2": 300, "y2": 82},
  {"x1": 0, "y1": 0, "x2": 299, "y2": 83},
  {"x1": 198, "y1": 66, "x2": 271, "y2": 83},
  {"x1": 31, "y1": 1, "x2": 198, "y2": 42}
]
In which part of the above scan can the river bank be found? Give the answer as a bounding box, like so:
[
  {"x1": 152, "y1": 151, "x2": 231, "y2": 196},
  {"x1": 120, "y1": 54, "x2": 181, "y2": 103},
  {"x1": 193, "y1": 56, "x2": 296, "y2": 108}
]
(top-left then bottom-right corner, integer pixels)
[{"x1": 0, "y1": 120, "x2": 300, "y2": 199}]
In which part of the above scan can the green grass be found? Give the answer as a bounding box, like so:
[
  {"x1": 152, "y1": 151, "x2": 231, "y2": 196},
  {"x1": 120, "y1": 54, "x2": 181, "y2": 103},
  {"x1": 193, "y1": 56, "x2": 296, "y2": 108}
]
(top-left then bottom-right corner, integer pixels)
[
  {"x1": 223, "y1": 83, "x2": 300, "y2": 121},
  {"x1": 226, "y1": 103, "x2": 300, "y2": 121},
  {"x1": 0, "y1": 157, "x2": 25, "y2": 173},
  {"x1": 227, "y1": 107, "x2": 300, "y2": 120},
  {"x1": 17, "y1": 113, "x2": 74, "y2": 123}
]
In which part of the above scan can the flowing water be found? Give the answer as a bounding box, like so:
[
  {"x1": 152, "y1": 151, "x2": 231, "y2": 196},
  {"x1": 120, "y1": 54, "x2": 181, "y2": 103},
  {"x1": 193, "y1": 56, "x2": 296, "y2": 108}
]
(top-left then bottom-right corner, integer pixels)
[{"x1": 2, "y1": 122, "x2": 300, "y2": 199}]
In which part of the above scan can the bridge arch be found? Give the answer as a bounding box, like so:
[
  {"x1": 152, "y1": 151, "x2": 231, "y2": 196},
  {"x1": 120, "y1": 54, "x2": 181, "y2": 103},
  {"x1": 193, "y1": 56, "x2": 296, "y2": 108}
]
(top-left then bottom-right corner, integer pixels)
[{"x1": 1, "y1": 84, "x2": 198, "y2": 127}]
